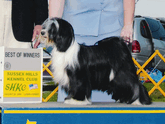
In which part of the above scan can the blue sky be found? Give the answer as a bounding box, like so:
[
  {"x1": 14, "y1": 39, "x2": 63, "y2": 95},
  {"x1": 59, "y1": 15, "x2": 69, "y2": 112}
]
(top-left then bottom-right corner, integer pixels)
[{"x1": 135, "y1": 0, "x2": 165, "y2": 18}]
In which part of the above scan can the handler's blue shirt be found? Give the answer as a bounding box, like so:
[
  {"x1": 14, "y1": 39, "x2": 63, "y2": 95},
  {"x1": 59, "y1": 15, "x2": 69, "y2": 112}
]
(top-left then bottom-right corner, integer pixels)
[{"x1": 62, "y1": 0, "x2": 124, "y2": 36}]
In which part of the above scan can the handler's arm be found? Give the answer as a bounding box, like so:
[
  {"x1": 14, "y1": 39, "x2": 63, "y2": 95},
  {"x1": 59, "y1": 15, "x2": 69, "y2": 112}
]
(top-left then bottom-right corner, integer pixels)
[
  {"x1": 120, "y1": 0, "x2": 135, "y2": 42},
  {"x1": 32, "y1": 0, "x2": 48, "y2": 41},
  {"x1": 49, "y1": 0, "x2": 65, "y2": 18}
]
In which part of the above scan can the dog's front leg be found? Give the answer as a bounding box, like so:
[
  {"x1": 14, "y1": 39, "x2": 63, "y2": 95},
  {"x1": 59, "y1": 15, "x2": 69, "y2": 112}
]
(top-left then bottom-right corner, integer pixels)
[
  {"x1": 64, "y1": 83, "x2": 91, "y2": 105},
  {"x1": 64, "y1": 92, "x2": 74, "y2": 100},
  {"x1": 63, "y1": 69, "x2": 92, "y2": 105},
  {"x1": 64, "y1": 96, "x2": 91, "y2": 105}
]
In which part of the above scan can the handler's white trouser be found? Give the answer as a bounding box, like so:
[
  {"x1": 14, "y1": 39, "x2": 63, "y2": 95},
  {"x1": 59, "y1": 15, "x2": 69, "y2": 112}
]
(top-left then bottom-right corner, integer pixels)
[{"x1": 0, "y1": 0, "x2": 31, "y2": 48}]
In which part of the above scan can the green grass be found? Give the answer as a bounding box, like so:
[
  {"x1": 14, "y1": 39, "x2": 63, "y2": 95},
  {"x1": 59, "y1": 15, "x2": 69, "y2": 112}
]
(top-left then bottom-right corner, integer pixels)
[
  {"x1": 43, "y1": 81, "x2": 58, "y2": 102},
  {"x1": 143, "y1": 82, "x2": 165, "y2": 102},
  {"x1": 42, "y1": 82, "x2": 165, "y2": 102},
  {"x1": 42, "y1": 91, "x2": 58, "y2": 102},
  {"x1": 44, "y1": 82, "x2": 55, "y2": 85}
]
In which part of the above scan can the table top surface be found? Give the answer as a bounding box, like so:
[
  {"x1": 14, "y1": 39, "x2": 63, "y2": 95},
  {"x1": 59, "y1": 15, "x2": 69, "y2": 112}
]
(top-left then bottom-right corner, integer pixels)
[{"x1": 0, "y1": 102, "x2": 165, "y2": 109}]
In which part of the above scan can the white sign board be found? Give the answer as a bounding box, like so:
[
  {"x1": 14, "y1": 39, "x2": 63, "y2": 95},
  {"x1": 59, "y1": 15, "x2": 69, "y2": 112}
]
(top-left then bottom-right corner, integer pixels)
[{"x1": 0, "y1": 47, "x2": 43, "y2": 103}]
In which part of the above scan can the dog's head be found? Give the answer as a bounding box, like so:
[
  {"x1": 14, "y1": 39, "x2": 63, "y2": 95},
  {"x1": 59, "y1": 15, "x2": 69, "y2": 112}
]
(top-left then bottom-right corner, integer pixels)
[{"x1": 39, "y1": 18, "x2": 75, "y2": 52}]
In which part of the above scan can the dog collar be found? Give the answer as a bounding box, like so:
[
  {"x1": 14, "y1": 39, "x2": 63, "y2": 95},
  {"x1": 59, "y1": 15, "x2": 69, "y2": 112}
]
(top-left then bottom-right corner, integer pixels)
[{"x1": 43, "y1": 46, "x2": 53, "y2": 56}]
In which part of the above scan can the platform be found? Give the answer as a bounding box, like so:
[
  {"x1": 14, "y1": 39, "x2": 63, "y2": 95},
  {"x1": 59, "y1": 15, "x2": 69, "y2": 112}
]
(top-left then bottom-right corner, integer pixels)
[{"x1": 0, "y1": 102, "x2": 165, "y2": 124}]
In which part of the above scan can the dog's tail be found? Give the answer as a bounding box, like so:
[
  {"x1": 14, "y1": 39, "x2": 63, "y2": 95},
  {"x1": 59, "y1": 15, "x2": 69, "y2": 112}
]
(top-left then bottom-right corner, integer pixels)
[{"x1": 139, "y1": 84, "x2": 152, "y2": 105}]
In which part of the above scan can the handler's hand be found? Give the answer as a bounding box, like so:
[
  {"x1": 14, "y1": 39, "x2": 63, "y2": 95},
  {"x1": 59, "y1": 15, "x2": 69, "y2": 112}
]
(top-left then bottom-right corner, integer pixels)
[
  {"x1": 120, "y1": 24, "x2": 133, "y2": 44},
  {"x1": 33, "y1": 37, "x2": 41, "y2": 48},
  {"x1": 32, "y1": 25, "x2": 42, "y2": 48},
  {"x1": 32, "y1": 25, "x2": 42, "y2": 41}
]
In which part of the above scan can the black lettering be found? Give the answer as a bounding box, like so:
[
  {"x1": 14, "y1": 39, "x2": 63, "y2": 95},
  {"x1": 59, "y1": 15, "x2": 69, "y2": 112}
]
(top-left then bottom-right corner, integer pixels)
[
  {"x1": 23, "y1": 53, "x2": 40, "y2": 58},
  {"x1": 5, "y1": 52, "x2": 15, "y2": 57}
]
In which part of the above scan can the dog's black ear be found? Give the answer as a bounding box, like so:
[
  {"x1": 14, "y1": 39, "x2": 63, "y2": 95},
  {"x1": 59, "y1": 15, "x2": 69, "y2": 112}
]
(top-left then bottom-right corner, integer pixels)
[
  {"x1": 54, "y1": 19, "x2": 75, "y2": 52},
  {"x1": 48, "y1": 23, "x2": 57, "y2": 41}
]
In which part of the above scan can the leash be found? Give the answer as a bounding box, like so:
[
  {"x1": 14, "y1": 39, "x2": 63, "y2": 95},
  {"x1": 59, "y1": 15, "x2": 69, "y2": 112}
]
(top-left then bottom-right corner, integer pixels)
[{"x1": 149, "y1": 53, "x2": 165, "y2": 74}]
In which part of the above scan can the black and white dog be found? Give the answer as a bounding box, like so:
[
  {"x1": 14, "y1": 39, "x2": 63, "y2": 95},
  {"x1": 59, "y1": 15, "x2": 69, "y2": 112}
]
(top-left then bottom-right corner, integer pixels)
[{"x1": 38, "y1": 18, "x2": 151, "y2": 105}]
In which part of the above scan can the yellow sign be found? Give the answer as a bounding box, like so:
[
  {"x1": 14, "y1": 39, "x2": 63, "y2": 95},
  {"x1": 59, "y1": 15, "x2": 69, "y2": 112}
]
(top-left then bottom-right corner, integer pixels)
[
  {"x1": 3, "y1": 70, "x2": 41, "y2": 97},
  {"x1": 26, "y1": 119, "x2": 37, "y2": 124}
]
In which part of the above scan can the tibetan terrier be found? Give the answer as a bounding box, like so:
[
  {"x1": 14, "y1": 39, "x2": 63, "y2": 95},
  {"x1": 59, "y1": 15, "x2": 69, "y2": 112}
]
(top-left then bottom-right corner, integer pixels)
[{"x1": 37, "y1": 18, "x2": 151, "y2": 105}]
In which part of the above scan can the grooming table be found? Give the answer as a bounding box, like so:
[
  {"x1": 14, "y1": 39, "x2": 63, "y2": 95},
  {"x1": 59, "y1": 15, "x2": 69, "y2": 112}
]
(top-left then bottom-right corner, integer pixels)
[{"x1": 0, "y1": 102, "x2": 165, "y2": 124}]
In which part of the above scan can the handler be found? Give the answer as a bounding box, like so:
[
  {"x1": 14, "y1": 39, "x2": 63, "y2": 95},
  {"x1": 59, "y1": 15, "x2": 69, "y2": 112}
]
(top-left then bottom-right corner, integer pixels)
[{"x1": 49, "y1": 0, "x2": 135, "y2": 102}]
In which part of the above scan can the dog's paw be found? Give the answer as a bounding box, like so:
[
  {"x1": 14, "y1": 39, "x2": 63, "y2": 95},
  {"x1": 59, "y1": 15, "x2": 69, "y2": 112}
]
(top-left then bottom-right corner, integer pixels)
[
  {"x1": 64, "y1": 98, "x2": 91, "y2": 105},
  {"x1": 115, "y1": 100, "x2": 120, "y2": 103},
  {"x1": 131, "y1": 98, "x2": 142, "y2": 105}
]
